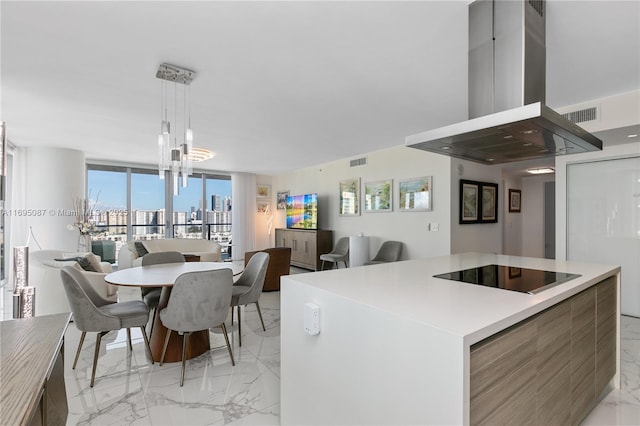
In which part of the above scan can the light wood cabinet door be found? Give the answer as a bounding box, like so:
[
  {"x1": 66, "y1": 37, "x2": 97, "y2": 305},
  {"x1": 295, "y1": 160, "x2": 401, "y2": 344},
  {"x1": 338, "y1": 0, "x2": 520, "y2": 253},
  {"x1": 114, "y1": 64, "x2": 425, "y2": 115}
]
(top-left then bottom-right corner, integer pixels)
[
  {"x1": 470, "y1": 319, "x2": 537, "y2": 425},
  {"x1": 536, "y1": 300, "x2": 571, "y2": 426},
  {"x1": 470, "y1": 276, "x2": 617, "y2": 426},
  {"x1": 570, "y1": 286, "x2": 596, "y2": 425},
  {"x1": 596, "y1": 276, "x2": 617, "y2": 396}
]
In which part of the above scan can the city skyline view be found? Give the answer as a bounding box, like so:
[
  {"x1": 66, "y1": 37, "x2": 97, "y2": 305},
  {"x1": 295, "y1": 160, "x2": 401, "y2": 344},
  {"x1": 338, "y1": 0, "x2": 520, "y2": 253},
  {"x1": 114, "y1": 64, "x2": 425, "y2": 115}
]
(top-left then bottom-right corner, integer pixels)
[{"x1": 89, "y1": 170, "x2": 232, "y2": 213}]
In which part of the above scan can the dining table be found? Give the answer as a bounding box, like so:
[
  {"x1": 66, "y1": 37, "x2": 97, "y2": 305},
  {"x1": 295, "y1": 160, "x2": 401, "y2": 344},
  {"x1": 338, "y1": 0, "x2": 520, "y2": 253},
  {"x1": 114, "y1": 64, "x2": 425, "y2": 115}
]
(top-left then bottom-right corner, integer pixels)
[{"x1": 105, "y1": 261, "x2": 243, "y2": 363}]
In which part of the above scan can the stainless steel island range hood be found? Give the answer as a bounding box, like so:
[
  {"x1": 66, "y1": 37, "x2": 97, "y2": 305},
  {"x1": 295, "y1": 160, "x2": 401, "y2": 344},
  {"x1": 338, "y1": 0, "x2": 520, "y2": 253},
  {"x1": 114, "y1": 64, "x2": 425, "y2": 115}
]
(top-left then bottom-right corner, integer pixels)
[{"x1": 406, "y1": 0, "x2": 602, "y2": 165}]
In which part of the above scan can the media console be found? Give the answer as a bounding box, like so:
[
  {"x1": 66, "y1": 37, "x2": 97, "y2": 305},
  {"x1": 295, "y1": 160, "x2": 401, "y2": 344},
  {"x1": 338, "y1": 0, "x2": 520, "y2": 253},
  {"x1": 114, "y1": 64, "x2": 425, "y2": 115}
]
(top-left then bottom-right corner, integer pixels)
[{"x1": 275, "y1": 228, "x2": 332, "y2": 271}]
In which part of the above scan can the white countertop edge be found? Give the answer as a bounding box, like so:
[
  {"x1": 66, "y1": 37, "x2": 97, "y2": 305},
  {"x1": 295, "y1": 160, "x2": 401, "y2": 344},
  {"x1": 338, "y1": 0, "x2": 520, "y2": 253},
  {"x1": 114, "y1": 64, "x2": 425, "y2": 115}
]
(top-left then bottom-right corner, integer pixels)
[{"x1": 282, "y1": 253, "x2": 621, "y2": 346}]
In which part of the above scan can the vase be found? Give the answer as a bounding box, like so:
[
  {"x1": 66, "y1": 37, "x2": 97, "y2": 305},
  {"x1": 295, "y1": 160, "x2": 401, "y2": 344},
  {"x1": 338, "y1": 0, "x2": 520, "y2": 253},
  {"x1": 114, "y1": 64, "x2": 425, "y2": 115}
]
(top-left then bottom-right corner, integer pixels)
[{"x1": 77, "y1": 234, "x2": 92, "y2": 253}]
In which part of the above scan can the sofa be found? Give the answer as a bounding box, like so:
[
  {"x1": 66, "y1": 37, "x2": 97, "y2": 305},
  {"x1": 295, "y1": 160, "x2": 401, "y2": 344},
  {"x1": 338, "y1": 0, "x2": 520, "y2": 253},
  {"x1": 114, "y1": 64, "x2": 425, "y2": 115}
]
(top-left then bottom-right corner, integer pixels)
[
  {"x1": 117, "y1": 238, "x2": 222, "y2": 269},
  {"x1": 29, "y1": 250, "x2": 118, "y2": 317},
  {"x1": 244, "y1": 247, "x2": 292, "y2": 292}
]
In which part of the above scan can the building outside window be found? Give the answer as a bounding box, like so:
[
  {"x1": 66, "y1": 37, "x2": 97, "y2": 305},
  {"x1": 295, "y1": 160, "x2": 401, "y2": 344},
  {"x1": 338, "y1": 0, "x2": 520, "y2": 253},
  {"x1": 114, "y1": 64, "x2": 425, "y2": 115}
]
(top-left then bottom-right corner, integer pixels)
[{"x1": 87, "y1": 165, "x2": 231, "y2": 261}]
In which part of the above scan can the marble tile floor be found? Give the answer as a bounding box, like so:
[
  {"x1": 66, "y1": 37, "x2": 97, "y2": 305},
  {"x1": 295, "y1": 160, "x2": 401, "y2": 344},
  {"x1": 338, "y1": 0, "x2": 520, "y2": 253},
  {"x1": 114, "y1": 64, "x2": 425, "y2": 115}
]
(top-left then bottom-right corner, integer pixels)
[
  {"x1": 0, "y1": 284, "x2": 281, "y2": 425},
  {"x1": 582, "y1": 315, "x2": 640, "y2": 426},
  {"x1": 2, "y1": 280, "x2": 639, "y2": 425}
]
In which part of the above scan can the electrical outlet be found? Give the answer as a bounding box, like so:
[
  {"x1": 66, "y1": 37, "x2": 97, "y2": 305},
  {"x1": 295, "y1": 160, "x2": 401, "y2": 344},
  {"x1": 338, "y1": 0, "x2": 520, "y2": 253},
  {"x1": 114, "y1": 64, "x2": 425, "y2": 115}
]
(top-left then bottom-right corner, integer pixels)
[{"x1": 431, "y1": 223, "x2": 439, "y2": 231}]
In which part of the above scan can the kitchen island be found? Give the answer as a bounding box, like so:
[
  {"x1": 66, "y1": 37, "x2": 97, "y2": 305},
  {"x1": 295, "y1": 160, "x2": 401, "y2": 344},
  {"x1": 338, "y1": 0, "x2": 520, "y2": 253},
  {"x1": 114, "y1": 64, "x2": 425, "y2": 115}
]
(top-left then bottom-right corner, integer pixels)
[{"x1": 280, "y1": 253, "x2": 620, "y2": 425}]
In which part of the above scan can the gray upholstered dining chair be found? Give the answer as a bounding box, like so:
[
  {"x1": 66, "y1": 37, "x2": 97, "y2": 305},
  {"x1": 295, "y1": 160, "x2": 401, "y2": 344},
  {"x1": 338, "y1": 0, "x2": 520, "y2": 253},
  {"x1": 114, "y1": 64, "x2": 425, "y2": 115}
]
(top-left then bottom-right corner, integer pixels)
[
  {"x1": 141, "y1": 251, "x2": 185, "y2": 335},
  {"x1": 158, "y1": 268, "x2": 235, "y2": 386},
  {"x1": 364, "y1": 241, "x2": 403, "y2": 265},
  {"x1": 230, "y1": 252, "x2": 269, "y2": 347},
  {"x1": 319, "y1": 237, "x2": 350, "y2": 270},
  {"x1": 60, "y1": 266, "x2": 154, "y2": 387}
]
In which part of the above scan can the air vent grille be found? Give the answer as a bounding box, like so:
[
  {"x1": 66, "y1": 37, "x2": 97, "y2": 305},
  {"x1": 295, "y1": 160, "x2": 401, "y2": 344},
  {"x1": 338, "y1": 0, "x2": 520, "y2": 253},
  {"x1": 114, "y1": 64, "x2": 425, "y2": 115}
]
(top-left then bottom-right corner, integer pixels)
[
  {"x1": 562, "y1": 106, "x2": 598, "y2": 124},
  {"x1": 350, "y1": 157, "x2": 367, "y2": 167},
  {"x1": 528, "y1": 0, "x2": 544, "y2": 17}
]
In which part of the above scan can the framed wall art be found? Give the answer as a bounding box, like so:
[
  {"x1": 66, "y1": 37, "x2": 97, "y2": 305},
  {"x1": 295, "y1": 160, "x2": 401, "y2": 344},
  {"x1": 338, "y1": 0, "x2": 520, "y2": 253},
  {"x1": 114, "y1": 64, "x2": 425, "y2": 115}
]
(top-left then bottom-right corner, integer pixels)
[
  {"x1": 509, "y1": 189, "x2": 521, "y2": 213},
  {"x1": 460, "y1": 180, "x2": 479, "y2": 223},
  {"x1": 481, "y1": 183, "x2": 498, "y2": 222},
  {"x1": 256, "y1": 184, "x2": 271, "y2": 199},
  {"x1": 339, "y1": 178, "x2": 360, "y2": 216},
  {"x1": 277, "y1": 190, "x2": 290, "y2": 210},
  {"x1": 398, "y1": 176, "x2": 432, "y2": 211},
  {"x1": 364, "y1": 180, "x2": 392, "y2": 212},
  {"x1": 257, "y1": 202, "x2": 270, "y2": 213},
  {"x1": 459, "y1": 179, "x2": 498, "y2": 224}
]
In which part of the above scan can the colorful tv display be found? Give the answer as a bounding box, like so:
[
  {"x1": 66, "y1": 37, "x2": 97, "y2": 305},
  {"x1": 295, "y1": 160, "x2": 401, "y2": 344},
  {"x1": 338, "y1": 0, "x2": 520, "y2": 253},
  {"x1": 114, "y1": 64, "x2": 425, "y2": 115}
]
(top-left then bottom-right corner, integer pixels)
[{"x1": 286, "y1": 193, "x2": 318, "y2": 230}]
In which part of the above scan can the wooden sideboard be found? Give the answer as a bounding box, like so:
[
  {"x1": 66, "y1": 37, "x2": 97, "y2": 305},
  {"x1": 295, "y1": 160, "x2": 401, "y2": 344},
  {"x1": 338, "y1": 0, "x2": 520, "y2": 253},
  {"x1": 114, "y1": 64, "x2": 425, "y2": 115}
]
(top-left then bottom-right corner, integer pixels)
[
  {"x1": 0, "y1": 312, "x2": 71, "y2": 426},
  {"x1": 275, "y1": 228, "x2": 333, "y2": 271}
]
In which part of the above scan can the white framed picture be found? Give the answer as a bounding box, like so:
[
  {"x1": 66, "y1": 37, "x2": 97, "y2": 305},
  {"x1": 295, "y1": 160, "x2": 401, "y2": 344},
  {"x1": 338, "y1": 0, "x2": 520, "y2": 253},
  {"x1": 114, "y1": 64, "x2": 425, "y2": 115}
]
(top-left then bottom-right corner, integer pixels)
[{"x1": 398, "y1": 176, "x2": 432, "y2": 211}]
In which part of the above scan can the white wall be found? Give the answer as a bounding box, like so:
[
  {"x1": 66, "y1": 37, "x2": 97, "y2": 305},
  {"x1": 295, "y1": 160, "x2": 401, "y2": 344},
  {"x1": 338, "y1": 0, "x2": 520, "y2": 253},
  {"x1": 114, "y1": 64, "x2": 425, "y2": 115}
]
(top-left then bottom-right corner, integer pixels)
[
  {"x1": 450, "y1": 158, "x2": 503, "y2": 254},
  {"x1": 270, "y1": 145, "x2": 452, "y2": 260},
  {"x1": 520, "y1": 174, "x2": 555, "y2": 258}
]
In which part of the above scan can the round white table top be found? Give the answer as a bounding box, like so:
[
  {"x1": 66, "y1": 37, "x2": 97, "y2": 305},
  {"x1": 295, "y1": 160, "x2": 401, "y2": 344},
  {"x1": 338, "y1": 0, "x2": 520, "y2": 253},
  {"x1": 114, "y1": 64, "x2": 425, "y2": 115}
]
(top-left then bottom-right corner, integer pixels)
[{"x1": 105, "y1": 261, "x2": 244, "y2": 287}]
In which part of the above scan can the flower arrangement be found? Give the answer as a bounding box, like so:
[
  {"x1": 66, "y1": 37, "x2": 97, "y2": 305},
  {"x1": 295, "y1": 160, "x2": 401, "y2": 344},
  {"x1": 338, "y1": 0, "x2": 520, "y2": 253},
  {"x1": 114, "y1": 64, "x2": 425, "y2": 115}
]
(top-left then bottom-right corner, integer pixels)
[{"x1": 67, "y1": 193, "x2": 99, "y2": 236}]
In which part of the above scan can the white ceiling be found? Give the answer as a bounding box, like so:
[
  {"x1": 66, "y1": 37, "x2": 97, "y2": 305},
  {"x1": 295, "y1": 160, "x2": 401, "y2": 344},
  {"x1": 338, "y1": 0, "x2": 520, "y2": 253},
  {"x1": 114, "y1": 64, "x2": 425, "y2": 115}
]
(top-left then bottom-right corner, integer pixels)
[{"x1": 2, "y1": 1, "x2": 638, "y2": 176}]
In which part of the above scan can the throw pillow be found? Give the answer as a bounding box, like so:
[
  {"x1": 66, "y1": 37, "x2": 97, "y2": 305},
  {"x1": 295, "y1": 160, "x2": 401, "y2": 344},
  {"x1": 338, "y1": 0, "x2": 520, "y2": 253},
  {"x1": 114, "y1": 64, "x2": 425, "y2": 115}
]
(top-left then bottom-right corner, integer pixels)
[
  {"x1": 134, "y1": 241, "x2": 149, "y2": 257},
  {"x1": 75, "y1": 256, "x2": 98, "y2": 272},
  {"x1": 54, "y1": 255, "x2": 100, "y2": 272}
]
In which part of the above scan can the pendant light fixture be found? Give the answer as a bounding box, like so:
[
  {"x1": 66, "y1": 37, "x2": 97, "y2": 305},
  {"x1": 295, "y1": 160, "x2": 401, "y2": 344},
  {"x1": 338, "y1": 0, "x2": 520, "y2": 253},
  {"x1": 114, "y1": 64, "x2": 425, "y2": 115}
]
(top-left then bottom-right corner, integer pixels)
[{"x1": 156, "y1": 63, "x2": 195, "y2": 195}]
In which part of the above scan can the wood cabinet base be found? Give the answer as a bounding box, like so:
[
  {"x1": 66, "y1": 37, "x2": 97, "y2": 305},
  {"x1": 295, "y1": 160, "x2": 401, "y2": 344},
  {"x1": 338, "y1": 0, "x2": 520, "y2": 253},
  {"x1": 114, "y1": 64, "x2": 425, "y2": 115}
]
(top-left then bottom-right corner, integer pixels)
[{"x1": 470, "y1": 277, "x2": 617, "y2": 426}]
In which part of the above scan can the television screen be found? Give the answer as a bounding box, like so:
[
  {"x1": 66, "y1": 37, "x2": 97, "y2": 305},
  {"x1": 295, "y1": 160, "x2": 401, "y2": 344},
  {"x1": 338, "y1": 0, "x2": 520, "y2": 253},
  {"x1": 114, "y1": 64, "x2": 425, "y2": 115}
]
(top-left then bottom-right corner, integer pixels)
[{"x1": 286, "y1": 193, "x2": 318, "y2": 230}]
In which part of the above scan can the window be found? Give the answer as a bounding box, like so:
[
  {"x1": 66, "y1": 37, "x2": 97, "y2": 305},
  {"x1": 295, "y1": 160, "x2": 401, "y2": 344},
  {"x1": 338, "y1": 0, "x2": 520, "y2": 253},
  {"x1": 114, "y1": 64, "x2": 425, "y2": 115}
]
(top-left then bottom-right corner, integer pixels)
[
  {"x1": 131, "y1": 169, "x2": 166, "y2": 240},
  {"x1": 172, "y1": 175, "x2": 203, "y2": 238},
  {"x1": 87, "y1": 164, "x2": 232, "y2": 261},
  {"x1": 206, "y1": 175, "x2": 232, "y2": 258},
  {"x1": 87, "y1": 166, "x2": 127, "y2": 257}
]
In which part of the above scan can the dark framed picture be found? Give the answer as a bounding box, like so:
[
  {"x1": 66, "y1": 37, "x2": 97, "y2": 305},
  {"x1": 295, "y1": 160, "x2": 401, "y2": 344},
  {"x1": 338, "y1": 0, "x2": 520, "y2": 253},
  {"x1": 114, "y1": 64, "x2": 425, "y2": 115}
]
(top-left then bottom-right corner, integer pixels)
[
  {"x1": 481, "y1": 183, "x2": 498, "y2": 222},
  {"x1": 460, "y1": 180, "x2": 479, "y2": 223},
  {"x1": 459, "y1": 179, "x2": 498, "y2": 224},
  {"x1": 509, "y1": 267, "x2": 522, "y2": 278},
  {"x1": 509, "y1": 189, "x2": 521, "y2": 213}
]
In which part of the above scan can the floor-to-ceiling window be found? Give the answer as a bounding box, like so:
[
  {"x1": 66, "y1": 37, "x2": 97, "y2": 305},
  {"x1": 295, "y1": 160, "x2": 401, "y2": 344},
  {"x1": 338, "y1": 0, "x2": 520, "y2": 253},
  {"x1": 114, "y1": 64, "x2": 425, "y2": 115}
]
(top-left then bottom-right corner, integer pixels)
[
  {"x1": 87, "y1": 164, "x2": 231, "y2": 261},
  {"x1": 173, "y1": 175, "x2": 204, "y2": 239},
  {"x1": 131, "y1": 169, "x2": 166, "y2": 240},
  {"x1": 87, "y1": 166, "x2": 128, "y2": 257},
  {"x1": 206, "y1": 175, "x2": 232, "y2": 258}
]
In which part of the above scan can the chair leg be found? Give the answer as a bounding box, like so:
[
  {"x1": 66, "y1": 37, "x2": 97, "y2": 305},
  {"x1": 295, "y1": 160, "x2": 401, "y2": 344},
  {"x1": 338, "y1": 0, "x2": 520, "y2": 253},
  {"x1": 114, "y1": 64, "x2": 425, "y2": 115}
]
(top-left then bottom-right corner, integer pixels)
[
  {"x1": 231, "y1": 306, "x2": 234, "y2": 325},
  {"x1": 180, "y1": 332, "x2": 190, "y2": 387},
  {"x1": 126, "y1": 328, "x2": 132, "y2": 350},
  {"x1": 73, "y1": 331, "x2": 86, "y2": 369},
  {"x1": 160, "y1": 329, "x2": 172, "y2": 366},
  {"x1": 321, "y1": 260, "x2": 326, "y2": 270},
  {"x1": 91, "y1": 332, "x2": 107, "y2": 388},
  {"x1": 238, "y1": 306, "x2": 242, "y2": 347},
  {"x1": 148, "y1": 307, "x2": 157, "y2": 337},
  {"x1": 255, "y1": 301, "x2": 266, "y2": 331},
  {"x1": 221, "y1": 323, "x2": 235, "y2": 366},
  {"x1": 139, "y1": 326, "x2": 154, "y2": 364}
]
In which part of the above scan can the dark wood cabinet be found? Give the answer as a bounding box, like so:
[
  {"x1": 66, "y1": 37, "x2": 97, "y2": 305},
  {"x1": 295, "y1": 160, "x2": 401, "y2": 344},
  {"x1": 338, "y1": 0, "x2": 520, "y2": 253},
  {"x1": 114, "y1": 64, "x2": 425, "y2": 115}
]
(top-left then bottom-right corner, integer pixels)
[{"x1": 275, "y1": 228, "x2": 333, "y2": 271}]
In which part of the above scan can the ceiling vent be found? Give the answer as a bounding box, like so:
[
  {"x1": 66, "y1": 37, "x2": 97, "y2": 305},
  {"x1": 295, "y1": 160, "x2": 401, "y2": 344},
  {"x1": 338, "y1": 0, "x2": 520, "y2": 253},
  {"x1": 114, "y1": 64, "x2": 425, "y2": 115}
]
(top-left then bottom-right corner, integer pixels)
[
  {"x1": 350, "y1": 157, "x2": 367, "y2": 167},
  {"x1": 562, "y1": 106, "x2": 598, "y2": 124}
]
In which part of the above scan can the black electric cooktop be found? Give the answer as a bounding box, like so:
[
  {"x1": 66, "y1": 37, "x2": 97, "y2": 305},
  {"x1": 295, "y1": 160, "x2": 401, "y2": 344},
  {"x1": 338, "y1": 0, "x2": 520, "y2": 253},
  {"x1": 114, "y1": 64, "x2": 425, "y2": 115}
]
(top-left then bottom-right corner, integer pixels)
[{"x1": 433, "y1": 264, "x2": 580, "y2": 294}]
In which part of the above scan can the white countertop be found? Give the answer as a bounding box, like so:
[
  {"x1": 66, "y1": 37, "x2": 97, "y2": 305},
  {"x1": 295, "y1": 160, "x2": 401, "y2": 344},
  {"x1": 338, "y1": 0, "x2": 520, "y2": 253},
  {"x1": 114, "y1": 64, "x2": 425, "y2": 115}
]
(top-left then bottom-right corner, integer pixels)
[{"x1": 283, "y1": 253, "x2": 620, "y2": 345}]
